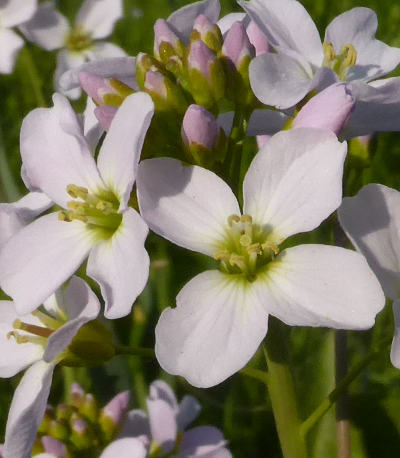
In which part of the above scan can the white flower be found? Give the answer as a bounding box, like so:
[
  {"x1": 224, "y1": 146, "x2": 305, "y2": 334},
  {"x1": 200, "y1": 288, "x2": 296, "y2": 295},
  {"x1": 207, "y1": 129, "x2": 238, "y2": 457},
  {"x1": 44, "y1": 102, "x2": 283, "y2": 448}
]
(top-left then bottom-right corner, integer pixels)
[
  {"x1": 240, "y1": 0, "x2": 400, "y2": 109},
  {"x1": 137, "y1": 128, "x2": 385, "y2": 388},
  {"x1": 338, "y1": 184, "x2": 400, "y2": 369},
  {"x1": 21, "y1": 0, "x2": 125, "y2": 99},
  {"x1": 0, "y1": 92, "x2": 154, "y2": 319},
  {"x1": 0, "y1": 0, "x2": 37, "y2": 73},
  {"x1": 0, "y1": 277, "x2": 100, "y2": 458}
]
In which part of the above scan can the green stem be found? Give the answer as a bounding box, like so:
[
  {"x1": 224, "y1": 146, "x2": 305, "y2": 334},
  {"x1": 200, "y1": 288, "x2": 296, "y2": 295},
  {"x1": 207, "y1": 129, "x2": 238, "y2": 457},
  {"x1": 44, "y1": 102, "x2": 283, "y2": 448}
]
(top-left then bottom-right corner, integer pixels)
[
  {"x1": 0, "y1": 123, "x2": 21, "y2": 202},
  {"x1": 300, "y1": 336, "x2": 392, "y2": 437},
  {"x1": 114, "y1": 345, "x2": 155, "y2": 358},
  {"x1": 20, "y1": 46, "x2": 46, "y2": 107},
  {"x1": 264, "y1": 319, "x2": 308, "y2": 458},
  {"x1": 240, "y1": 367, "x2": 268, "y2": 385}
]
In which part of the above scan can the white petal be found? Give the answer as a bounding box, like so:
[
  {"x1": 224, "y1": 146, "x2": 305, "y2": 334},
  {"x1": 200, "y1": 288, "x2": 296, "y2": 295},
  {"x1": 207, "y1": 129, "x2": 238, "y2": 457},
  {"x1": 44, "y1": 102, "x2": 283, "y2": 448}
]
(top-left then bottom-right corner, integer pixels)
[
  {"x1": 87, "y1": 209, "x2": 149, "y2": 319},
  {"x1": 59, "y1": 56, "x2": 137, "y2": 92},
  {"x1": 0, "y1": 0, "x2": 37, "y2": 27},
  {"x1": 0, "y1": 213, "x2": 93, "y2": 315},
  {"x1": 83, "y1": 97, "x2": 103, "y2": 152},
  {"x1": 4, "y1": 361, "x2": 55, "y2": 458},
  {"x1": 260, "y1": 244, "x2": 385, "y2": 329},
  {"x1": 76, "y1": 0, "x2": 123, "y2": 39},
  {"x1": 100, "y1": 438, "x2": 147, "y2": 458},
  {"x1": 54, "y1": 50, "x2": 86, "y2": 99},
  {"x1": 338, "y1": 184, "x2": 400, "y2": 300},
  {"x1": 20, "y1": 93, "x2": 104, "y2": 208},
  {"x1": 390, "y1": 300, "x2": 400, "y2": 369},
  {"x1": 43, "y1": 277, "x2": 100, "y2": 362},
  {"x1": 239, "y1": 0, "x2": 323, "y2": 67},
  {"x1": 167, "y1": 0, "x2": 220, "y2": 43},
  {"x1": 86, "y1": 42, "x2": 126, "y2": 60},
  {"x1": 247, "y1": 109, "x2": 288, "y2": 136},
  {"x1": 0, "y1": 301, "x2": 43, "y2": 378},
  {"x1": 137, "y1": 158, "x2": 240, "y2": 257},
  {"x1": 217, "y1": 13, "x2": 246, "y2": 35},
  {"x1": 20, "y1": 1, "x2": 69, "y2": 51},
  {"x1": 249, "y1": 53, "x2": 314, "y2": 109},
  {"x1": 177, "y1": 396, "x2": 201, "y2": 430},
  {"x1": 0, "y1": 29, "x2": 23, "y2": 74},
  {"x1": 155, "y1": 270, "x2": 269, "y2": 388},
  {"x1": 119, "y1": 409, "x2": 150, "y2": 439},
  {"x1": 243, "y1": 129, "x2": 346, "y2": 242},
  {"x1": 179, "y1": 426, "x2": 229, "y2": 457},
  {"x1": 146, "y1": 397, "x2": 177, "y2": 454},
  {"x1": 97, "y1": 92, "x2": 154, "y2": 210},
  {"x1": 325, "y1": 7, "x2": 400, "y2": 82},
  {"x1": 149, "y1": 380, "x2": 178, "y2": 411}
]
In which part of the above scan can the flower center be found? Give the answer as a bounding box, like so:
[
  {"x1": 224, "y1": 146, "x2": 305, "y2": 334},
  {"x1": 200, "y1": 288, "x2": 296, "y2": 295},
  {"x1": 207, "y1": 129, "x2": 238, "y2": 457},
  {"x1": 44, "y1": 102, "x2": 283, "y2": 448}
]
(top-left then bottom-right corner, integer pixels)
[
  {"x1": 66, "y1": 26, "x2": 93, "y2": 52},
  {"x1": 322, "y1": 42, "x2": 357, "y2": 81},
  {"x1": 214, "y1": 214, "x2": 279, "y2": 281},
  {"x1": 59, "y1": 184, "x2": 123, "y2": 240}
]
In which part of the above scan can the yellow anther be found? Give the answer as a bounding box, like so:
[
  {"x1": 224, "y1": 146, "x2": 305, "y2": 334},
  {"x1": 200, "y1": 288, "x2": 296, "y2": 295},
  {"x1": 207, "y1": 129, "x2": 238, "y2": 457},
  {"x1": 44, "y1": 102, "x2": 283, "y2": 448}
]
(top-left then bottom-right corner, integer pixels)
[
  {"x1": 228, "y1": 215, "x2": 241, "y2": 226},
  {"x1": 322, "y1": 42, "x2": 336, "y2": 64},
  {"x1": 240, "y1": 234, "x2": 252, "y2": 247},
  {"x1": 247, "y1": 243, "x2": 263, "y2": 255},
  {"x1": 96, "y1": 200, "x2": 113, "y2": 212},
  {"x1": 58, "y1": 211, "x2": 71, "y2": 222},
  {"x1": 32, "y1": 310, "x2": 63, "y2": 330},
  {"x1": 214, "y1": 250, "x2": 231, "y2": 261},
  {"x1": 240, "y1": 214, "x2": 253, "y2": 224},
  {"x1": 67, "y1": 184, "x2": 88, "y2": 200},
  {"x1": 67, "y1": 211, "x2": 88, "y2": 223},
  {"x1": 12, "y1": 319, "x2": 54, "y2": 338},
  {"x1": 7, "y1": 331, "x2": 29, "y2": 344},
  {"x1": 262, "y1": 241, "x2": 279, "y2": 256},
  {"x1": 229, "y1": 253, "x2": 246, "y2": 271},
  {"x1": 67, "y1": 201, "x2": 89, "y2": 214},
  {"x1": 340, "y1": 44, "x2": 357, "y2": 68}
]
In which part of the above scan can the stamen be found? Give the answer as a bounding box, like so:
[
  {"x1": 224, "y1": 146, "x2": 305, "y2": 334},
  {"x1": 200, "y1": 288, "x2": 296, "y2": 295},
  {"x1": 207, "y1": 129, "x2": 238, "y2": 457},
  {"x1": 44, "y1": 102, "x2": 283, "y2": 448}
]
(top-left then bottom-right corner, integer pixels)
[
  {"x1": 262, "y1": 242, "x2": 279, "y2": 256},
  {"x1": 67, "y1": 184, "x2": 89, "y2": 200},
  {"x1": 322, "y1": 42, "x2": 335, "y2": 65},
  {"x1": 13, "y1": 319, "x2": 54, "y2": 338},
  {"x1": 340, "y1": 44, "x2": 357, "y2": 68},
  {"x1": 240, "y1": 234, "x2": 252, "y2": 247},
  {"x1": 228, "y1": 215, "x2": 241, "y2": 226},
  {"x1": 229, "y1": 253, "x2": 246, "y2": 271},
  {"x1": 7, "y1": 331, "x2": 47, "y2": 346},
  {"x1": 32, "y1": 310, "x2": 63, "y2": 330},
  {"x1": 214, "y1": 249, "x2": 230, "y2": 261}
]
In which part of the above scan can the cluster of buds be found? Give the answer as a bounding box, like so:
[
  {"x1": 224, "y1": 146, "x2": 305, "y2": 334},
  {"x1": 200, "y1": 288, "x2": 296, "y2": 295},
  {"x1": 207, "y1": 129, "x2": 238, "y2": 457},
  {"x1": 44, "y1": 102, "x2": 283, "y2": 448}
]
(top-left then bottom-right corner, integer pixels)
[{"x1": 32, "y1": 384, "x2": 130, "y2": 457}]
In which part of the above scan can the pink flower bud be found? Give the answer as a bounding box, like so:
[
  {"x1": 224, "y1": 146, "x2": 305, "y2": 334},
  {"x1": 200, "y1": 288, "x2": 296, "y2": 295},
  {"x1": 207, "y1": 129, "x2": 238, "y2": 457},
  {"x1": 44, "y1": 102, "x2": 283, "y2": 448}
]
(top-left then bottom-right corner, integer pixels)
[
  {"x1": 192, "y1": 15, "x2": 222, "y2": 52},
  {"x1": 144, "y1": 71, "x2": 168, "y2": 99},
  {"x1": 182, "y1": 104, "x2": 219, "y2": 150},
  {"x1": 293, "y1": 83, "x2": 355, "y2": 135},
  {"x1": 154, "y1": 19, "x2": 183, "y2": 61},
  {"x1": 78, "y1": 72, "x2": 115, "y2": 105},
  {"x1": 102, "y1": 391, "x2": 130, "y2": 427},
  {"x1": 41, "y1": 436, "x2": 68, "y2": 457},
  {"x1": 246, "y1": 21, "x2": 269, "y2": 56},
  {"x1": 95, "y1": 106, "x2": 117, "y2": 131},
  {"x1": 188, "y1": 40, "x2": 216, "y2": 81},
  {"x1": 222, "y1": 21, "x2": 254, "y2": 69}
]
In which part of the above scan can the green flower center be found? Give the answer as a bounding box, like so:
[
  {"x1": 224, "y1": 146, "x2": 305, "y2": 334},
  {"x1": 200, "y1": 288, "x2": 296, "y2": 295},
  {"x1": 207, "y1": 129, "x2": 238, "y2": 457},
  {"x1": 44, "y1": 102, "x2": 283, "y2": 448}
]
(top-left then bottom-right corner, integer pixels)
[
  {"x1": 66, "y1": 26, "x2": 93, "y2": 52},
  {"x1": 59, "y1": 184, "x2": 123, "y2": 240},
  {"x1": 214, "y1": 214, "x2": 279, "y2": 281},
  {"x1": 322, "y1": 42, "x2": 357, "y2": 81}
]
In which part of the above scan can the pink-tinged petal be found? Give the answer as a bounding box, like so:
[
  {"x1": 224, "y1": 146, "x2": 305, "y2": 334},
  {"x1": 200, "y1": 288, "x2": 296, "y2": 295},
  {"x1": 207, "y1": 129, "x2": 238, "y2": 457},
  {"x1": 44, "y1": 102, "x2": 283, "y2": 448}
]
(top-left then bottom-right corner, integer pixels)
[
  {"x1": 83, "y1": 97, "x2": 103, "y2": 152},
  {"x1": 137, "y1": 158, "x2": 240, "y2": 257},
  {"x1": 167, "y1": 0, "x2": 220, "y2": 43},
  {"x1": 95, "y1": 106, "x2": 117, "y2": 131},
  {"x1": 54, "y1": 50, "x2": 86, "y2": 99},
  {"x1": 86, "y1": 42, "x2": 126, "y2": 60},
  {"x1": 59, "y1": 56, "x2": 137, "y2": 93},
  {"x1": 338, "y1": 184, "x2": 400, "y2": 300},
  {"x1": 102, "y1": 391, "x2": 130, "y2": 427},
  {"x1": 243, "y1": 129, "x2": 347, "y2": 243},
  {"x1": 147, "y1": 397, "x2": 177, "y2": 453},
  {"x1": 99, "y1": 438, "x2": 147, "y2": 458},
  {"x1": 177, "y1": 396, "x2": 201, "y2": 430},
  {"x1": 20, "y1": 1, "x2": 70, "y2": 51},
  {"x1": 0, "y1": 0, "x2": 37, "y2": 27},
  {"x1": 87, "y1": 208, "x2": 149, "y2": 319},
  {"x1": 76, "y1": 0, "x2": 123, "y2": 39},
  {"x1": 180, "y1": 426, "x2": 230, "y2": 457},
  {"x1": 41, "y1": 436, "x2": 67, "y2": 457},
  {"x1": 4, "y1": 361, "x2": 55, "y2": 458},
  {"x1": 0, "y1": 301, "x2": 43, "y2": 378},
  {"x1": 43, "y1": 277, "x2": 100, "y2": 362},
  {"x1": 20, "y1": 93, "x2": 104, "y2": 208},
  {"x1": 246, "y1": 21, "x2": 269, "y2": 56},
  {"x1": 155, "y1": 270, "x2": 269, "y2": 388},
  {"x1": 97, "y1": 93, "x2": 154, "y2": 210},
  {"x1": 239, "y1": 0, "x2": 323, "y2": 67},
  {"x1": 217, "y1": 13, "x2": 246, "y2": 35},
  {"x1": 0, "y1": 213, "x2": 93, "y2": 315},
  {"x1": 0, "y1": 29, "x2": 24, "y2": 74},
  {"x1": 149, "y1": 380, "x2": 178, "y2": 411},
  {"x1": 260, "y1": 244, "x2": 385, "y2": 328},
  {"x1": 391, "y1": 300, "x2": 400, "y2": 369},
  {"x1": 325, "y1": 7, "x2": 400, "y2": 82},
  {"x1": 119, "y1": 409, "x2": 150, "y2": 439}
]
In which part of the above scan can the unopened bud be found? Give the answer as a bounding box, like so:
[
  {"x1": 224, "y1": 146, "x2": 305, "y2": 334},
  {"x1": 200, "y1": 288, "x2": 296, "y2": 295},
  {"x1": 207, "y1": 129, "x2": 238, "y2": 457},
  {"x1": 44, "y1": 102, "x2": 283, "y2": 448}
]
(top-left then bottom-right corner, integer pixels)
[
  {"x1": 42, "y1": 436, "x2": 68, "y2": 457},
  {"x1": 136, "y1": 52, "x2": 165, "y2": 90},
  {"x1": 144, "y1": 71, "x2": 188, "y2": 113},
  {"x1": 293, "y1": 83, "x2": 355, "y2": 135},
  {"x1": 56, "y1": 403, "x2": 74, "y2": 421},
  {"x1": 99, "y1": 391, "x2": 130, "y2": 441},
  {"x1": 70, "y1": 383, "x2": 85, "y2": 408},
  {"x1": 154, "y1": 19, "x2": 184, "y2": 63},
  {"x1": 79, "y1": 393, "x2": 99, "y2": 422},
  {"x1": 191, "y1": 14, "x2": 223, "y2": 52},
  {"x1": 222, "y1": 21, "x2": 254, "y2": 72},
  {"x1": 246, "y1": 21, "x2": 269, "y2": 56},
  {"x1": 95, "y1": 106, "x2": 117, "y2": 131},
  {"x1": 70, "y1": 414, "x2": 93, "y2": 450},
  {"x1": 48, "y1": 419, "x2": 69, "y2": 442},
  {"x1": 79, "y1": 72, "x2": 117, "y2": 105}
]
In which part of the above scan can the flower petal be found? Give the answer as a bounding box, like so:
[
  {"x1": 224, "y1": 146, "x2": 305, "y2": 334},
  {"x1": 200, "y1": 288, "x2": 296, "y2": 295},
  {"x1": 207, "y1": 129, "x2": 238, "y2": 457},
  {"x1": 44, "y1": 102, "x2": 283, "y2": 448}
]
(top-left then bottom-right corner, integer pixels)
[
  {"x1": 247, "y1": 109, "x2": 288, "y2": 136},
  {"x1": 177, "y1": 396, "x2": 201, "y2": 431},
  {"x1": 99, "y1": 438, "x2": 147, "y2": 458},
  {"x1": 4, "y1": 361, "x2": 55, "y2": 458},
  {"x1": 76, "y1": 0, "x2": 123, "y2": 39},
  {"x1": 390, "y1": 300, "x2": 400, "y2": 369},
  {"x1": 137, "y1": 158, "x2": 240, "y2": 257},
  {"x1": 20, "y1": 93, "x2": 104, "y2": 208},
  {"x1": 260, "y1": 244, "x2": 385, "y2": 328},
  {"x1": 217, "y1": 13, "x2": 246, "y2": 35},
  {"x1": 0, "y1": 301, "x2": 43, "y2": 378},
  {"x1": 82, "y1": 97, "x2": 103, "y2": 152},
  {"x1": 43, "y1": 277, "x2": 100, "y2": 362},
  {"x1": 243, "y1": 129, "x2": 346, "y2": 242},
  {"x1": 0, "y1": 29, "x2": 24, "y2": 74},
  {"x1": 20, "y1": 1, "x2": 70, "y2": 51},
  {"x1": 86, "y1": 42, "x2": 126, "y2": 60},
  {"x1": 54, "y1": 50, "x2": 86, "y2": 99},
  {"x1": 119, "y1": 409, "x2": 150, "y2": 439},
  {"x1": 155, "y1": 270, "x2": 269, "y2": 388},
  {"x1": 338, "y1": 184, "x2": 400, "y2": 300},
  {"x1": 0, "y1": 0, "x2": 37, "y2": 27},
  {"x1": 87, "y1": 209, "x2": 149, "y2": 319},
  {"x1": 146, "y1": 397, "x2": 177, "y2": 454},
  {"x1": 167, "y1": 0, "x2": 220, "y2": 43},
  {"x1": 97, "y1": 92, "x2": 154, "y2": 210},
  {"x1": 149, "y1": 380, "x2": 178, "y2": 411},
  {"x1": 0, "y1": 213, "x2": 93, "y2": 315},
  {"x1": 325, "y1": 7, "x2": 400, "y2": 82},
  {"x1": 239, "y1": 0, "x2": 323, "y2": 67},
  {"x1": 179, "y1": 426, "x2": 230, "y2": 457}
]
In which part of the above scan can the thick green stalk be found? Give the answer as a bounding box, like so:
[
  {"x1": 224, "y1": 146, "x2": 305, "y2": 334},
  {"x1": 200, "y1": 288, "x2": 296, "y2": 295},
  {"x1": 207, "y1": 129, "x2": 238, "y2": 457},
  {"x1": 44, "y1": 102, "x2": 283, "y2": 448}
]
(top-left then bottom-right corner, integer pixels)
[
  {"x1": 114, "y1": 345, "x2": 155, "y2": 358},
  {"x1": 20, "y1": 47, "x2": 46, "y2": 108},
  {"x1": 264, "y1": 319, "x2": 308, "y2": 458}
]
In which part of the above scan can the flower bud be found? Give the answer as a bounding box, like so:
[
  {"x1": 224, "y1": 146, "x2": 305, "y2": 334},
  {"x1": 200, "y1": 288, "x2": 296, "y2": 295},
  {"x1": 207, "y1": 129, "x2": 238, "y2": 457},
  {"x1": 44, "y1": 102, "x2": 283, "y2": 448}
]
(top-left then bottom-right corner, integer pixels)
[
  {"x1": 70, "y1": 383, "x2": 85, "y2": 407},
  {"x1": 70, "y1": 414, "x2": 92, "y2": 450},
  {"x1": 188, "y1": 40, "x2": 225, "y2": 108},
  {"x1": 222, "y1": 21, "x2": 254, "y2": 72},
  {"x1": 154, "y1": 19, "x2": 185, "y2": 63},
  {"x1": 95, "y1": 106, "x2": 117, "y2": 131},
  {"x1": 182, "y1": 104, "x2": 227, "y2": 166},
  {"x1": 41, "y1": 436, "x2": 68, "y2": 457},
  {"x1": 99, "y1": 391, "x2": 130, "y2": 441},
  {"x1": 79, "y1": 72, "x2": 134, "y2": 107},
  {"x1": 48, "y1": 419, "x2": 69, "y2": 442},
  {"x1": 246, "y1": 21, "x2": 269, "y2": 56},
  {"x1": 79, "y1": 393, "x2": 99, "y2": 422},
  {"x1": 56, "y1": 403, "x2": 74, "y2": 421},
  {"x1": 191, "y1": 14, "x2": 223, "y2": 52},
  {"x1": 293, "y1": 83, "x2": 355, "y2": 134},
  {"x1": 136, "y1": 52, "x2": 165, "y2": 90},
  {"x1": 144, "y1": 71, "x2": 188, "y2": 113}
]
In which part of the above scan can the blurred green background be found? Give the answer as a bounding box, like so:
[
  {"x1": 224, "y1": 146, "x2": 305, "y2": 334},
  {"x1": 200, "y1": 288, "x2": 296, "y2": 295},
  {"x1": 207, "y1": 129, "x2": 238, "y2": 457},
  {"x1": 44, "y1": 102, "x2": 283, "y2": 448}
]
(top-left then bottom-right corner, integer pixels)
[{"x1": 1, "y1": 0, "x2": 400, "y2": 456}]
